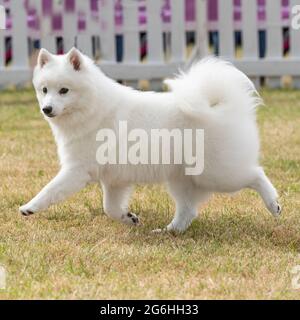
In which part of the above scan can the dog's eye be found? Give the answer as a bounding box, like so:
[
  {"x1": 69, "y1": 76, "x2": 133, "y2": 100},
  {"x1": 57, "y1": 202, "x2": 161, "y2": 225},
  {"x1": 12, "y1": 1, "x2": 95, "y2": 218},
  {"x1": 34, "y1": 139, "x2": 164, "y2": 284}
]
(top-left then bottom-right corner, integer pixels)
[
  {"x1": 42, "y1": 87, "x2": 47, "y2": 94},
  {"x1": 59, "y1": 88, "x2": 69, "y2": 95}
]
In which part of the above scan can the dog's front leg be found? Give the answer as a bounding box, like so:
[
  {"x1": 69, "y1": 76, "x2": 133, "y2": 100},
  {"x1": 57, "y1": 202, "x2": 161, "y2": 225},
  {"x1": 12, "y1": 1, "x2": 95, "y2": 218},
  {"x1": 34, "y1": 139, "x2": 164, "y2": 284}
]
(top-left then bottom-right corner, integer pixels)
[
  {"x1": 102, "y1": 183, "x2": 139, "y2": 226},
  {"x1": 19, "y1": 168, "x2": 90, "y2": 216}
]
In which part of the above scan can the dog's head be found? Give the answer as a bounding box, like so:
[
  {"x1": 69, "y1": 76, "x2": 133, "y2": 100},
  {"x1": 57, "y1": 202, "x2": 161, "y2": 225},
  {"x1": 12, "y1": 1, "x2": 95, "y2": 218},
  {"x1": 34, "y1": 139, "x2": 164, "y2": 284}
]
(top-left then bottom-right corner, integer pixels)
[{"x1": 33, "y1": 47, "x2": 90, "y2": 119}]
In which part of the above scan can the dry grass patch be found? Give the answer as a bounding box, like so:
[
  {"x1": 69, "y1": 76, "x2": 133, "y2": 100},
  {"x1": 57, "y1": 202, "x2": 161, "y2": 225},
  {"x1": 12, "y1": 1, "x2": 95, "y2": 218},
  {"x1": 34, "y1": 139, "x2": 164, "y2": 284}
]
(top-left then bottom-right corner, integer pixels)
[{"x1": 0, "y1": 88, "x2": 299, "y2": 299}]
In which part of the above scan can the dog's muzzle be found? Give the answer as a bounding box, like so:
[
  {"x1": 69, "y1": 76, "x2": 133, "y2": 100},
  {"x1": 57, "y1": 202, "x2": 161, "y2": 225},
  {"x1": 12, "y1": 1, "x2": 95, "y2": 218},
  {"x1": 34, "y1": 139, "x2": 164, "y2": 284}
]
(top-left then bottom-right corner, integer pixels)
[{"x1": 42, "y1": 106, "x2": 55, "y2": 117}]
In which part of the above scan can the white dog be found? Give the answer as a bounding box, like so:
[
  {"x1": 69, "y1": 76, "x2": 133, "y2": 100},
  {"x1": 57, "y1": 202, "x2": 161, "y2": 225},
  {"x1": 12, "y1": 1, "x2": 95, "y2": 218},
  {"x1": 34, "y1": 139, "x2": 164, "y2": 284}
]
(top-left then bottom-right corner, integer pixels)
[{"x1": 19, "y1": 48, "x2": 281, "y2": 232}]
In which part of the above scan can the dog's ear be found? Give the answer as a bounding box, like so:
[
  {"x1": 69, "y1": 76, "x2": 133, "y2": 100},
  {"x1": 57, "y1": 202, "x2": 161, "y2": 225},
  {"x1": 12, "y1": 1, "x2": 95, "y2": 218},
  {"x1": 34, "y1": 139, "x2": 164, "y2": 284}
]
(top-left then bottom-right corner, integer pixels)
[
  {"x1": 68, "y1": 47, "x2": 83, "y2": 71},
  {"x1": 38, "y1": 48, "x2": 52, "y2": 68}
]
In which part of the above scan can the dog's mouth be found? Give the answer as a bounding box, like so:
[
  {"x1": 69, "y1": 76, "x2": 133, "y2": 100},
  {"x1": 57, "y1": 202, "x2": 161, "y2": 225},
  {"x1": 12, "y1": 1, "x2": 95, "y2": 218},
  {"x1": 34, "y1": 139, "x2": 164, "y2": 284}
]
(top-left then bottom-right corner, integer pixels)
[{"x1": 44, "y1": 113, "x2": 56, "y2": 118}]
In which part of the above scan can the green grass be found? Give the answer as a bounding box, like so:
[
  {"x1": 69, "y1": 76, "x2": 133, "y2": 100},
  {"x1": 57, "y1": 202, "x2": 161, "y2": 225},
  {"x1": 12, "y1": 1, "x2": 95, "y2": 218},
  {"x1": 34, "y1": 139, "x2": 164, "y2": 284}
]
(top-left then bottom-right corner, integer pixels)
[{"x1": 0, "y1": 88, "x2": 299, "y2": 299}]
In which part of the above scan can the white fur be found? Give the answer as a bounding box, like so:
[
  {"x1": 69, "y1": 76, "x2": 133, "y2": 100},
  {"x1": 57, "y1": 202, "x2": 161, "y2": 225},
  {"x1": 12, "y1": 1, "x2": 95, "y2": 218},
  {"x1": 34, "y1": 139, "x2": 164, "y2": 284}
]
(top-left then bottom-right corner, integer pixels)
[{"x1": 19, "y1": 48, "x2": 281, "y2": 232}]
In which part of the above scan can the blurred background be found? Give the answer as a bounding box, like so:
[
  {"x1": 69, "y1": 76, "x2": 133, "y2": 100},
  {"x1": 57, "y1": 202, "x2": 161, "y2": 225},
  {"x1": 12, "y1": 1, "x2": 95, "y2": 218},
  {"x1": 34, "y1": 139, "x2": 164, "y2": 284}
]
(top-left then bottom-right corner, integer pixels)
[{"x1": 0, "y1": 0, "x2": 299, "y2": 90}]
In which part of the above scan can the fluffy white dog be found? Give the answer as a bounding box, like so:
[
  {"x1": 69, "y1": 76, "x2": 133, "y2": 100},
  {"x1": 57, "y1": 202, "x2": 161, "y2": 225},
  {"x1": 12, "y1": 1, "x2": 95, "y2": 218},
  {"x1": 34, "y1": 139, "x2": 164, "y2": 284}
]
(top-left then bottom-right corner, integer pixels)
[{"x1": 19, "y1": 48, "x2": 281, "y2": 232}]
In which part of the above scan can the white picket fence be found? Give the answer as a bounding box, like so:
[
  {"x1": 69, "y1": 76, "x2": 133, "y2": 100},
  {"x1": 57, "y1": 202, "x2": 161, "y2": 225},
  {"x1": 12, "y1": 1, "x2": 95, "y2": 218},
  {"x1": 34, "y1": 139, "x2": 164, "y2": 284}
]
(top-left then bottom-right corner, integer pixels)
[{"x1": 0, "y1": 0, "x2": 300, "y2": 89}]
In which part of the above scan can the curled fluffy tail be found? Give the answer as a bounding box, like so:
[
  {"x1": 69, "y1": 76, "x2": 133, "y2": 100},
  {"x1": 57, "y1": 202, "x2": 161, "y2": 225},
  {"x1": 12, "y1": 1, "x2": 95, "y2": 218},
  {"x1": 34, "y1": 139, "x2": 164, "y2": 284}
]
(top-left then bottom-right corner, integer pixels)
[{"x1": 165, "y1": 57, "x2": 262, "y2": 118}]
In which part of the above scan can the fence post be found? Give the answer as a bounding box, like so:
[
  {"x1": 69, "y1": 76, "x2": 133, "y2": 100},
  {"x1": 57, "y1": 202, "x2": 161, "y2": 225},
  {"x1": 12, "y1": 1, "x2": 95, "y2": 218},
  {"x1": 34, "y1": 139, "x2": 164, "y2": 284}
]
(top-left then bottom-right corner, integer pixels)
[
  {"x1": 35, "y1": 0, "x2": 56, "y2": 53},
  {"x1": 0, "y1": 0, "x2": 4, "y2": 69},
  {"x1": 123, "y1": 0, "x2": 139, "y2": 63},
  {"x1": 63, "y1": 0, "x2": 77, "y2": 52},
  {"x1": 123, "y1": 0, "x2": 139, "y2": 88},
  {"x1": 196, "y1": 0, "x2": 208, "y2": 58},
  {"x1": 77, "y1": 1, "x2": 93, "y2": 58},
  {"x1": 0, "y1": 22, "x2": 4, "y2": 70},
  {"x1": 0, "y1": 1, "x2": 7, "y2": 87},
  {"x1": 219, "y1": 0, "x2": 234, "y2": 58},
  {"x1": 99, "y1": 0, "x2": 115, "y2": 62},
  {"x1": 11, "y1": 0, "x2": 28, "y2": 69},
  {"x1": 147, "y1": 0, "x2": 164, "y2": 63},
  {"x1": 290, "y1": 0, "x2": 300, "y2": 88},
  {"x1": 265, "y1": 0, "x2": 282, "y2": 88},
  {"x1": 147, "y1": 0, "x2": 164, "y2": 90},
  {"x1": 171, "y1": 0, "x2": 185, "y2": 62},
  {"x1": 242, "y1": 0, "x2": 260, "y2": 88}
]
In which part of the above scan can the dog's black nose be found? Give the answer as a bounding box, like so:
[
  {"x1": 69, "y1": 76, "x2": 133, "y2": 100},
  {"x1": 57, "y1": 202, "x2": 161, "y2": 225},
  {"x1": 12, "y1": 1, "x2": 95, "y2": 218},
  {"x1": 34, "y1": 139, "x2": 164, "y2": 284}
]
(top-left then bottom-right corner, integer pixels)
[{"x1": 42, "y1": 106, "x2": 53, "y2": 115}]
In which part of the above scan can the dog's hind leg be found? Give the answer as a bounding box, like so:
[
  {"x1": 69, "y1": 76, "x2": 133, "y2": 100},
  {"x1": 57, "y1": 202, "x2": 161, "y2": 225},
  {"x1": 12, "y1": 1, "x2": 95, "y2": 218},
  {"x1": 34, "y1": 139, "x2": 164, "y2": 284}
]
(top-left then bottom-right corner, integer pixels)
[
  {"x1": 102, "y1": 183, "x2": 139, "y2": 226},
  {"x1": 249, "y1": 167, "x2": 281, "y2": 217},
  {"x1": 155, "y1": 180, "x2": 211, "y2": 233}
]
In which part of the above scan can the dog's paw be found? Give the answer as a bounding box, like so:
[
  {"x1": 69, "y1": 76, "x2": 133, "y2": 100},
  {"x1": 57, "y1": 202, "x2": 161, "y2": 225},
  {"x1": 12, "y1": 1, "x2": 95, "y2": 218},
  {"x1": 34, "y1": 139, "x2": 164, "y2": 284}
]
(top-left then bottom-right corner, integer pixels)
[
  {"x1": 267, "y1": 200, "x2": 282, "y2": 218},
  {"x1": 19, "y1": 204, "x2": 36, "y2": 217},
  {"x1": 122, "y1": 212, "x2": 140, "y2": 226}
]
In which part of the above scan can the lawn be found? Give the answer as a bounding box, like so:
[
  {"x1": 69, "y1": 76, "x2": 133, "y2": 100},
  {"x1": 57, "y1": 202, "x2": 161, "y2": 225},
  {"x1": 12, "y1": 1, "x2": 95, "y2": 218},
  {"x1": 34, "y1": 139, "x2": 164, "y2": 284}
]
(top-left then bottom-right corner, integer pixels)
[{"x1": 0, "y1": 88, "x2": 299, "y2": 299}]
